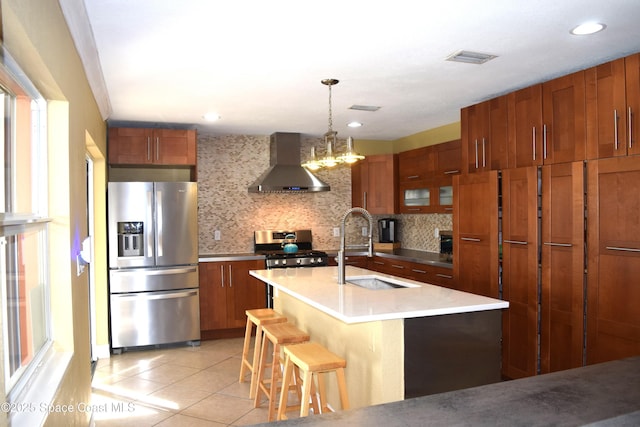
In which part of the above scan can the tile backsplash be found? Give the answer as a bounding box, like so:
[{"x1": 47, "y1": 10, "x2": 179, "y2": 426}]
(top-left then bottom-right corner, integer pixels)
[{"x1": 197, "y1": 133, "x2": 452, "y2": 254}]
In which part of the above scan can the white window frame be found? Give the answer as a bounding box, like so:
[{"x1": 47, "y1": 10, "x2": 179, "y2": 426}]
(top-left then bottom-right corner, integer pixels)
[{"x1": 0, "y1": 47, "x2": 53, "y2": 402}]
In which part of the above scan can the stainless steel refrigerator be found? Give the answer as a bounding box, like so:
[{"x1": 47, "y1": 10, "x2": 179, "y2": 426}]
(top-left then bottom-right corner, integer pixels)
[{"x1": 107, "y1": 181, "x2": 200, "y2": 352}]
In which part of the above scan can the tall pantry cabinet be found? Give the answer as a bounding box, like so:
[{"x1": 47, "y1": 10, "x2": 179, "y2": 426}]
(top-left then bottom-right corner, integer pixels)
[
  {"x1": 501, "y1": 166, "x2": 538, "y2": 379},
  {"x1": 540, "y1": 162, "x2": 585, "y2": 374},
  {"x1": 586, "y1": 156, "x2": 640, "y2": 364},
  {"x1": 458, "y1": 52, "x2": 640, "y2": 379},
  {"x1": 452, "y1": 171, "x2": 499, "y2": 299}
]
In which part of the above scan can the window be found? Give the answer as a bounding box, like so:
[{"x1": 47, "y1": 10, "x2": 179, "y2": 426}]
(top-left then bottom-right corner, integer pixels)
[{"x1": 0, "y1": 50, "x2": 51, "y2": 397}]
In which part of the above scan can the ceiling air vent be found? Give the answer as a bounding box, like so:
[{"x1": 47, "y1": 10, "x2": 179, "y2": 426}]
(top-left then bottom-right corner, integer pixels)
[
  {"x1": 349, "y1": 105, "x2": 381, "y2": 112},
  {"x1": 446, "y1": 50, "x2": 497, "y2": 64}
]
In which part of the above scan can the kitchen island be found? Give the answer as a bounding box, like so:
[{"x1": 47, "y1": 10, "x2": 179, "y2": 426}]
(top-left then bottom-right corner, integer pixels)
[{"x1": 249, "y1": 266, "x2": 508, "y2": 409}]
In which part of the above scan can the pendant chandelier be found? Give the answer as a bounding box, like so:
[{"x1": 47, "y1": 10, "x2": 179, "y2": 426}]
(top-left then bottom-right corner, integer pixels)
[{"x1": 302, "y1": 78, "x2": 365, "y2": 171}]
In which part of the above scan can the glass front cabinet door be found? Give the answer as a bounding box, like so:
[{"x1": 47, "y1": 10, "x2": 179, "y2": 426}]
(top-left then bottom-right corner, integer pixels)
[{"x1": 399, "y1": 179, "x2": 453, "y2": 213}]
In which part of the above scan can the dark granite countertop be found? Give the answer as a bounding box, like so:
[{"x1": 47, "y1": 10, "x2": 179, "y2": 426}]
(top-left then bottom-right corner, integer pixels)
[
  {"x1": 199, "y1": 249, "x2": 453, "y2": 269},
  {"x1": 198, "y1": 253, "x2": 264, "y2": 262},
  {"x1": 322, "y1": 248, "x2": 453, "y2": 269},
  {"x1": 252, "y1": 356, "x2": 640, "y2": 426}
]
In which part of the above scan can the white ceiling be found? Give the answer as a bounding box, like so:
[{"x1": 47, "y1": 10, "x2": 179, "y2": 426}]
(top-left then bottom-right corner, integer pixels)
[{"x1": 66, "y1": 0, "x2": 640, "y2": 141}]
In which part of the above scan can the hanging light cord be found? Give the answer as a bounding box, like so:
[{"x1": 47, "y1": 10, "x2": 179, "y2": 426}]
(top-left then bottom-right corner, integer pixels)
[{"x1": 327, "y1": 81, "x2": 333, "y2": 134}]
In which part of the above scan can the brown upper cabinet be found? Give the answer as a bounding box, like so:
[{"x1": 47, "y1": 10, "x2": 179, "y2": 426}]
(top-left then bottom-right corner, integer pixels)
[
  {"x1": 109, "y1": 127, "x2": 197, "y2": 166},
  {"x1": 398, "y1": 146, "x2": 431, "y2": 182},
  {"x1": 507, "y1": 85, "x2": 543, "y2": 167},
  {"x1": 397, "y1": 140, "x2": 460, "y2": 213},
  {"x1": 461, "y1": 97, "x2": 509, "y2": 173},
  {"x1": 433, "y1": 138, "x2": 462, "y2": 176},
  {"x1": 351, "y1": 154, "x2": 398, "y2": 214},
  {"x1": 508, "y1": 71, "x2": 586, "y2": 167},
  {"x1": 542, "y1": 71, "x2": 587, "y2": 164},
  {"x1": 586, "y1": 53, "x2": 640, "y2": 159}
]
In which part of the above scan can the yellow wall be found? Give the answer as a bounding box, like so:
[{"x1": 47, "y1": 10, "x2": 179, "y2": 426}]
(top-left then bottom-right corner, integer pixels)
[
  {"x1": 2, "y1": 0, "x2": 107, "y2": 425},
  {"x1": 354, "y1": 121, "x2": 461, "y2": 155}
]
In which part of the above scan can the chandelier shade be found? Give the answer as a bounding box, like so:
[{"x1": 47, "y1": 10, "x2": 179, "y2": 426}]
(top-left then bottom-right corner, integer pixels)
[{"x1": 301, "y1": 79, "x2": 365, "y2": 170}]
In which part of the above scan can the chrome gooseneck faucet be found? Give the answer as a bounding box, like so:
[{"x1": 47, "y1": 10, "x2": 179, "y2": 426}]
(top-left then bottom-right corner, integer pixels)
[{"x1": 337, "y1": 207, "x2": 374, "y2": 284}]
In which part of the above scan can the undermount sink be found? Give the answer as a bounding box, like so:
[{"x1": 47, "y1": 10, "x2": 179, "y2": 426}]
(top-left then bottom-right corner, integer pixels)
[{"x1": 345, "y1": 275, "x2": 420, "y2": 290}]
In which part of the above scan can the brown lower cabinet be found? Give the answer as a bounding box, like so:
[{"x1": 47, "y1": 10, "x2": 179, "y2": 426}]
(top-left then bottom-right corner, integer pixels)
[
  {"x1": 328, "y1": 255, "x2": 456, "y2": 288},
  {"x1": 367, "y1": 256, "x2": 456, "y2": 289},
  {"x1": 199, "y1": 260, "x2": 266, "y2": 339},
  {"x1": 587, "y1": 156, "x2": 640, "y2": 364}
]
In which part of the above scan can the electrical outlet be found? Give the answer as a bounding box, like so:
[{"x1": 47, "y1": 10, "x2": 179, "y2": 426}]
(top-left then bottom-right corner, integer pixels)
[
  {"x1": 214, "y1": 230, "x2": 221, "y2": 240},
  {"x1": 76, "y1": 255, "x2": 85, "y2": 276},
  {"x1": 434, "y1": 227, "x2": 439, "y2": 238},
  {"x1": 333, "y1": 227, "x2": 340, "y2": 237},
  {"x1": 362, "y1": 226, "x2": 368, "y2": 236}
]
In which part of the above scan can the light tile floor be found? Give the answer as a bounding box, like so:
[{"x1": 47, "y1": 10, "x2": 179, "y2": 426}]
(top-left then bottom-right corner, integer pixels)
[{"x1": 91, "y1": 337, "x2": 283, "y2": 426}]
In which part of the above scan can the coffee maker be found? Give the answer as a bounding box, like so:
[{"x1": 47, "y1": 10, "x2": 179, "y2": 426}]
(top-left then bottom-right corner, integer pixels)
[{"x1": 378, "y1": 218, "x2": 398, "y2": 243}]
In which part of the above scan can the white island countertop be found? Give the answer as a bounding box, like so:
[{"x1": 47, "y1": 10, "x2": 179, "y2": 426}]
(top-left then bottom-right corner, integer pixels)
[{"x1": 250, "y1": 266, "x2": 509, "y2": 324}]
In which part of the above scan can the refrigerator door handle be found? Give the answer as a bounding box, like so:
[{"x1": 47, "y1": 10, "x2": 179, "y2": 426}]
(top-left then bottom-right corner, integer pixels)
[
  {"x1": 113, "y1": 289, "x2": 198, "y2": 301},
  {"x1": 156, "y1": 189, "x2": 163, "y2": 257},
  {"x1": 113, "y1": 266, "x2": 198, "y2": 277},
  {"x1": 146, "y1": 189, "x2": 154, "y2": 259}
]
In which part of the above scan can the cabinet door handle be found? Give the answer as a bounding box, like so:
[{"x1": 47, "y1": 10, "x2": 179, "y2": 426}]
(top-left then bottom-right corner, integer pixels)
[
  {"x1": 543, "y1": 124, "x2": 548, "y2": 160},
  {"x1": 482, "y1": 138, "x2": 486, "y2": 168},
  {"x1": 474, "y1": 139, "x2": 479, "y2": 169},
  {"x1": 543, "y1": 242, "x2": 573, "y2": 247},
  {"x1": 614, "y1": 109, "x2": 620, "y2": 150},
  {"x1": 407, "y1": 208, "x2": 421, "y2": 211},
  {"x1": 373, "y1": 261, "x2": 385, "y2": 265},
  {"x1": 605, "y1": 246, "x2": 640, "y2": 253},
  {"x1": 156, "y1": 137, "x2": 160, "y2": 161},
  {"x1": 391, "y1": 264, "x2": 405, "y2": 269},
  {"x1": 228, "y1": 265, "x2": 233, "y2": 287},
  {"x1": 444, "y1": 170, "x2": 460, "y2": 175},
  {"x1": 147, "y1": 136, "x2": 152, "y2": 161},
  {"x1": 407, "y1": 175, "x2": 420, "y2": 180},
  {"x1": 532, "y1": 127, "x2": 536, "y2": 161},
  {"x1": 629, "y1": 107, "x2": 634, "y2": 149},
  {"x1": 363, "y1": 192, "x2": 367, "y2": 210},
  {"x1": 436, "y1": 273, "x2": 453, "y2": 279},
  {"x1": 504, "y1": 239, "x2": 528, "y2": 245},
  {"x1": 220, "y1": 265, "x2": 225, "y2": 287},
  {"x1": 444, "y1": 207, "x2": 453, "y2": 211},
  {"x1": 461, "y1": 237, "x2": 481, "y2": 242},
  {"x1": 411, "y1": 269, "x2": 427, "y2": 274}
]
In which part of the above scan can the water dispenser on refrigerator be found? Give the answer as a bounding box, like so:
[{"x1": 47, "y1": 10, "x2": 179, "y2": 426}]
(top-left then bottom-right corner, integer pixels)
[{"x1": 117, "y1": 221, "x2": 144, "y2": 257}]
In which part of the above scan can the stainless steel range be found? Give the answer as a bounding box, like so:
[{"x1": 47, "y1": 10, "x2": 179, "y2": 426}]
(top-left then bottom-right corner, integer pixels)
[{"x1": 254, "y1": 229, "x2": 329, "y2": 307}]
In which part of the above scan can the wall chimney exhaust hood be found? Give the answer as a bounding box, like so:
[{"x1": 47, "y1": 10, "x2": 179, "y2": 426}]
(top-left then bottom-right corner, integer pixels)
[{"x1": 248, "y1": 132, "x2": 330, "y2": 193}]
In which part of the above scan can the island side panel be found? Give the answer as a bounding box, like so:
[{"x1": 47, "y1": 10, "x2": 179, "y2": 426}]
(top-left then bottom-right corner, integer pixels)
[
  {"x1": 404, "y1": 310, "x2": 503, "y2": 398},
  {"x1": 275, "y1": 291, "x2": 404, "y2": 409}
]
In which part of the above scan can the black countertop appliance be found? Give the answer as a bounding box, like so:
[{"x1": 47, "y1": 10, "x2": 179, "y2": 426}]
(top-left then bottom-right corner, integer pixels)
[{"x1": 378, "y1": 218, "x2": 398, "y2": 243}]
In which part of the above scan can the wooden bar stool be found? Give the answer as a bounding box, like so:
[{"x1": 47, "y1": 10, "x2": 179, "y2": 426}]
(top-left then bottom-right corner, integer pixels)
[
  {"x1": 254, "y1": 322, "x2": 311, "y2": 421},
  {"x1": 239, "y1": 308, "x2": 287, "y2": 399},
  {"x1": 277, "y1": 342, "x2": 350, "y2": 420}
]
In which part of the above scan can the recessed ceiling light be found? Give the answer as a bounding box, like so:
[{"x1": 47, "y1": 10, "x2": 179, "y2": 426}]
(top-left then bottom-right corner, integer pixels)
[
  {"x1": 203, "y1": 112, "x2": 220, "y2": 121},
  {"x1": 347, "y1": 121, "x2": 362, "y2": 128},
  {"x1": 570, "y1": 22, "x2": 606, "y2": 35}
]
